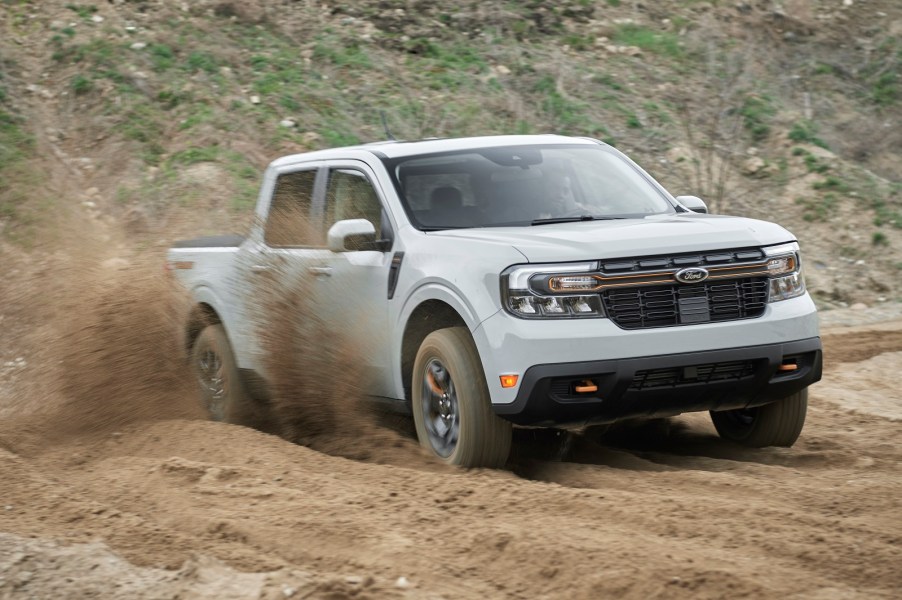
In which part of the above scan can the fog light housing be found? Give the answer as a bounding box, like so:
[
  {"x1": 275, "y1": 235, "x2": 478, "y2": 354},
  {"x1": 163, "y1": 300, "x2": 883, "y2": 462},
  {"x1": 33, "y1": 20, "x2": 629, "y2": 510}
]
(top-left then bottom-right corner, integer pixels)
[
  {"x1": 769, "y1": 271, "x2": 805, "y2": 301},
  {"x1": 506, "y1": 293, "x2": 604, "y2": 318}
]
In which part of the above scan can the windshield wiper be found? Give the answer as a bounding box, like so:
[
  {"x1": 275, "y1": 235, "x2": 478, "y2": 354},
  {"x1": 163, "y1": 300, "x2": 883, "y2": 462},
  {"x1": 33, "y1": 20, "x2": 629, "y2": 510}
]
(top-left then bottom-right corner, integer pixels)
[{"x1": 530, "y1": 215, "x2": 626, "y2": 226}]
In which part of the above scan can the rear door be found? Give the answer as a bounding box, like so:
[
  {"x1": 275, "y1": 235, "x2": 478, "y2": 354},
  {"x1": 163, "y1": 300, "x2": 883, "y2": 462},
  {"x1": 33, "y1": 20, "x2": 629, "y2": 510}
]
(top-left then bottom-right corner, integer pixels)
[{"x1": 233, "y1": 162, "x2": 327, "y2": 373}]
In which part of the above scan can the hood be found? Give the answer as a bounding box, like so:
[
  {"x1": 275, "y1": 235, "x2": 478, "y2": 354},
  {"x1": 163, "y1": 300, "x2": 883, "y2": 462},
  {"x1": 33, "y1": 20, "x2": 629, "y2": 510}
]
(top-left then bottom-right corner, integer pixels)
[{"x1": 429, "y1": 213, "x2": 796, "y2": 263}]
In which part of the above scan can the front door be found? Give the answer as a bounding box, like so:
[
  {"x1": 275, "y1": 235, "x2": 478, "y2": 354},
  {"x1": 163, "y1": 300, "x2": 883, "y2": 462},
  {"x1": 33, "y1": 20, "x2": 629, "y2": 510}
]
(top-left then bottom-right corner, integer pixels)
[{"x1": 314, "y1": 162, "x2": 396, "y2": 398}]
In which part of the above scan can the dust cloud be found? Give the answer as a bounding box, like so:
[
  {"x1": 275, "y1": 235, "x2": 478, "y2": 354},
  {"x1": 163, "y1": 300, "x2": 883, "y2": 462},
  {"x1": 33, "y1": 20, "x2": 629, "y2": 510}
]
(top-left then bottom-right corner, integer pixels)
[
  {"x1": 0, "y1": 210, "x2": 422, "y2": 466},
  {"x1": 0, "y1": 250, "x2": 201, "y2": 455},
  {"x1": 251, "y1": 257, "x2": 425, "y2": 464}
]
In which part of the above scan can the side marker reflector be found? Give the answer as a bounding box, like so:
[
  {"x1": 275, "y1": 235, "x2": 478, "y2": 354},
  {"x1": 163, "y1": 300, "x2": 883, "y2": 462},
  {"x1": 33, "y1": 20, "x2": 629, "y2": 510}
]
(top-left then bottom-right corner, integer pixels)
[
  {"x1": 499, "y1": 374, "x2": 519, "y2": 388},
  {"x1": 778, "y1": 363, "x2": 799, "y2": 372}
]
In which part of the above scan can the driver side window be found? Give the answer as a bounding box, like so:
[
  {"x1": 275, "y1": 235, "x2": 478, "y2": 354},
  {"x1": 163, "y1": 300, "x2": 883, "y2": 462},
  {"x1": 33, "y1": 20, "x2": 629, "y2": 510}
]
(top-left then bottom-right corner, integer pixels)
[{"x1": 323, "y1": 168, "x2": 386, "y2": 240}]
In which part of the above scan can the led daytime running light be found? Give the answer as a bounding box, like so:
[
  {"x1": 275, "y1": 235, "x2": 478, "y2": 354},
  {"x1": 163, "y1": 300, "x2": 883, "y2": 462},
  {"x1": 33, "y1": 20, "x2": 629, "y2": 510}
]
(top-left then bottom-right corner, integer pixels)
[{"x1": 548, "y1": 275, "x2": 599, "y2": 291}]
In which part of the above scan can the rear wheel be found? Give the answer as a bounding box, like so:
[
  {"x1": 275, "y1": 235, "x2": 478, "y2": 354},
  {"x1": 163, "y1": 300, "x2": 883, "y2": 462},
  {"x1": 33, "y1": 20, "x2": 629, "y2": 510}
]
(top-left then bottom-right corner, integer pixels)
[
  {"x1": 412, "y1": 327, "x2": 512, "y2": 468},
  {"x1": 710, "y1": 389, "x2": 808, "y2": 447},
  {"x1": 192, "y1": 324, "x2": 261, "y2": 426}
]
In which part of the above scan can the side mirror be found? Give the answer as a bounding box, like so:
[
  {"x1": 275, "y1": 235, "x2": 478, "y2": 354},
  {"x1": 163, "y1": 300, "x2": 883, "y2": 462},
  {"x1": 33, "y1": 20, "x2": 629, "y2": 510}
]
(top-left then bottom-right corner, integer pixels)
[
  {"x1": 327, "y1": 219, "x2": 377, "y2": 252},
  {"x1": 675, "y1": 195, "x2": 708, "y2": 214}
]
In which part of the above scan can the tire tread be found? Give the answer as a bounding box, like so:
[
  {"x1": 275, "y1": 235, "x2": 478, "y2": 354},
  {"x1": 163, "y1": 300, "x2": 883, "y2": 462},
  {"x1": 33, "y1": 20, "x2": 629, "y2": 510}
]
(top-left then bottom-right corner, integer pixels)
[
  {"x1": 412, "y1": 327, "x2": 512, "y2": 468},
  {"x1": 711, "y1": 389, "x2": 808, "y2": 448}
]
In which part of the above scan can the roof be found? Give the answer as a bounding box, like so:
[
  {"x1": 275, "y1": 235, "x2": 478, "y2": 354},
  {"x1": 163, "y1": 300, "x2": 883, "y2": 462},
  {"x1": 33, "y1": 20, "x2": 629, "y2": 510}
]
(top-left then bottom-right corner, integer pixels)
[{"x1": 268, "y1": 134, "x2": 600, "y2": 168}]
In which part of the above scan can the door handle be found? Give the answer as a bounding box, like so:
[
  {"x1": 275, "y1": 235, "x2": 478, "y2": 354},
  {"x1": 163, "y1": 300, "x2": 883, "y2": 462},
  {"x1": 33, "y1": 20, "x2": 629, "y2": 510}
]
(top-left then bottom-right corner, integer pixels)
[
  {"x1": 250, "y1": 264, "x2": 269, "y2": 273},
  {"x1": 308, "y1": 266, "x2": 333, "y2": 277}
]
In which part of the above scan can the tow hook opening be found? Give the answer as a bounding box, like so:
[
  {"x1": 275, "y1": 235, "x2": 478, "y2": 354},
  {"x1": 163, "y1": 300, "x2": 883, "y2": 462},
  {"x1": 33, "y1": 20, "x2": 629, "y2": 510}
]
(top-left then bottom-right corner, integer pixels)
[
  {"x1": 574, "y1": 379, "x2": 598, "y2": 394},
  {"x1": 778, "y1": 360, "x2": 799, "y2": 372}
]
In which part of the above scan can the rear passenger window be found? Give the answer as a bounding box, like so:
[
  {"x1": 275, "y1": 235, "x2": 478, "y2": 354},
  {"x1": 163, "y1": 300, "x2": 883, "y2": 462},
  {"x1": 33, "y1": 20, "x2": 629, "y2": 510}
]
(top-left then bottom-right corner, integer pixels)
[{"x1": 265, "y1": 169, "x2": 318, "y2": 247}]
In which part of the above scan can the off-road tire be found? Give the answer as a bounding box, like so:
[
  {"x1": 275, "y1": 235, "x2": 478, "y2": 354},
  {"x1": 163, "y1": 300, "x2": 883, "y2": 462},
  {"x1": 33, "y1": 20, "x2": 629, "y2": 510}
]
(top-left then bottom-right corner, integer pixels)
[
  {"x1": 191, "y1": 324, "x2": 261, "y2": 427},
  {"x1": 710, "y1": 388, "x2": 808, "y2": 448},
  {"x1": 412, "y1": 327, "x2": 512, "y2": 468}
]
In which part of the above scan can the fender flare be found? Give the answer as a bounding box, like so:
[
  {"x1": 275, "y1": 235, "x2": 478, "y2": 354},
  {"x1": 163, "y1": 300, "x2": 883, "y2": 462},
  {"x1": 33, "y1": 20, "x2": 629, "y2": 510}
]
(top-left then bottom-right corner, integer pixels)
[{"x1": 391, "y1": 281, "x2": 493, "y2": 400}]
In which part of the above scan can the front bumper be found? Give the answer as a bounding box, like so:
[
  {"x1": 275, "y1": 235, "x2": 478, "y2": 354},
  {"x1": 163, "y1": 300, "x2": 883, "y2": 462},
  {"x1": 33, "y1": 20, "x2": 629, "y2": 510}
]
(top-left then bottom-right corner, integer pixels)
[
  {"x1": 491, "y1": 336, "x2": 822, "y2": 426},
  {"x1": 472, "y1": 293, "x2": 821, "y2": 426}
]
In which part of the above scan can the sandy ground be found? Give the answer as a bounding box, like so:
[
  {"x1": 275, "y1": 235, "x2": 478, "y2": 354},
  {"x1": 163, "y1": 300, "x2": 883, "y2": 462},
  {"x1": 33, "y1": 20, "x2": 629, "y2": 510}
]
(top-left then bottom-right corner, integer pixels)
[{"x1": 1, "y1": 250, "x2": 900, "y2": 599}]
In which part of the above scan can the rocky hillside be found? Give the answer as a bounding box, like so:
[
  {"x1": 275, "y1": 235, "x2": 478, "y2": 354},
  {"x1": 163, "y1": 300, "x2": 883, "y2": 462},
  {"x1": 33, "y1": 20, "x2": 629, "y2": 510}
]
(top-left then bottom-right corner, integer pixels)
[{"x1": 1, "y1": 0, "x2": 900, "y2": 306}]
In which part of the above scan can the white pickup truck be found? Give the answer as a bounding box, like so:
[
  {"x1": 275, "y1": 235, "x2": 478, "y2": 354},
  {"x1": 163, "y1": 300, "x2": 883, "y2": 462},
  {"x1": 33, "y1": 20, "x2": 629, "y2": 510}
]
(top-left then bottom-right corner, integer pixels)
[{"x1": 168, "y1": 135, "x2": 822, "y2": 467}]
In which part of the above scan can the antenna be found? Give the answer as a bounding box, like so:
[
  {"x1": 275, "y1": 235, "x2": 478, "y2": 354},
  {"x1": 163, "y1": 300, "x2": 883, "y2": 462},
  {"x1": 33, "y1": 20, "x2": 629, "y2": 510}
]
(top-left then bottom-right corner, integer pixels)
[{"x1": 380, "y1": 111, "x2": 396, "y2": 141}]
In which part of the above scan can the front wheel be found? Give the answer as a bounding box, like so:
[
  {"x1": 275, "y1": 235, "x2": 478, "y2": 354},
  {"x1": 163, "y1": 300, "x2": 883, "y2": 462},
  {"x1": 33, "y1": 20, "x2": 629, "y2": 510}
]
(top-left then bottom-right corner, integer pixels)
[
  {"x1": 412, "y1": 327, "x2": 512, "y2": 468},
  {"x1": 710, "y1": 388, "x2": 808, "y2": 447}
]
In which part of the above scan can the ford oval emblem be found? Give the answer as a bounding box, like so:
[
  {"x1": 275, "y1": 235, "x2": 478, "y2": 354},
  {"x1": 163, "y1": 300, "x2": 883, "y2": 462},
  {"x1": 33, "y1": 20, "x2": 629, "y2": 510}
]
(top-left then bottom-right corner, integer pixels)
[{"x1": 675, "y1": 267, "x2": 709, "y2": 284}]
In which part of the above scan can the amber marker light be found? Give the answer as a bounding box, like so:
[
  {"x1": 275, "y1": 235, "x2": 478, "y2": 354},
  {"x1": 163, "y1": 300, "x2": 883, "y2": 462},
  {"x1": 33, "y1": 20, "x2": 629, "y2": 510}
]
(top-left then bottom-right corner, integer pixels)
[{"x1": 500, "y1": 374, "x2": 519, "y2": 388}]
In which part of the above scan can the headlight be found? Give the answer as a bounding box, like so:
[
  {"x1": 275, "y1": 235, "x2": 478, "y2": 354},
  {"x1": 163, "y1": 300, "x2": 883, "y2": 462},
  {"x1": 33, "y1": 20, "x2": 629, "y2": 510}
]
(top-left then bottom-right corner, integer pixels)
[
  {"x1": 502, "y1": 263, "x2": 606, "y2": 319},
  {"x1": 763, "y1": 242, "x2": 806, "y2": 302}
]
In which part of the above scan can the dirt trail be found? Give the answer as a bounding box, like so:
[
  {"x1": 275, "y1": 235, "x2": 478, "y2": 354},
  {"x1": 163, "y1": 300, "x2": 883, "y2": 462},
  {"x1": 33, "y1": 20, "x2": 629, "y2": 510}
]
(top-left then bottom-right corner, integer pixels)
[{"x1": 2, "y1": 275, "x2": 901, "y2": 600}]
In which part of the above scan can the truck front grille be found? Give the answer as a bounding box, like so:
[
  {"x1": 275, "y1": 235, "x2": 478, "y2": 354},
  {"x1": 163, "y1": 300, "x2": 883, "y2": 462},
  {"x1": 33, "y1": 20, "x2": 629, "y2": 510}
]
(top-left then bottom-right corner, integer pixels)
[{"x1": 602, "y1": 277, "x2": 768, "y2": 329}]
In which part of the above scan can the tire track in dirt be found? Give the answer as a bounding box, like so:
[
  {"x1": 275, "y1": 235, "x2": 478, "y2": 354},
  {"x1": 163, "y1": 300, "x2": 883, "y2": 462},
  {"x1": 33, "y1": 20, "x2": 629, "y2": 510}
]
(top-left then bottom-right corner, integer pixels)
[{"x1": 821, "y1": 325, "x2": 902, "y2": 365}]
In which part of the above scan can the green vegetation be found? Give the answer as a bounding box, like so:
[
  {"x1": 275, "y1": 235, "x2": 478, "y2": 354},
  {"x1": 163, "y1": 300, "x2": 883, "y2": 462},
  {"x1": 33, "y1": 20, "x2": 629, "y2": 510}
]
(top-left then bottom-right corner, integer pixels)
[
  {"x1": 740, "y1": 95, "x2": 776, "y2": 142},
  {"x1": 862, "y1": 36, "x2": 900, "y2": 106},
  {"x1": 612, "y1": 24, "x2": 683, "y2": 58},
  {"x1": 0, "y1": 92, "x2": 39, "y2": 243},
  {"x1": 149, "y1": 43, "x2": 176, "y2": 72},
  {"x1": 788, "y1": 120, "x2": 829, "y2": 149},
  {"x1": 872, "y1": 198, "x2": 902, "y2": 229},
  {"x1": 0, "y1": 109, "x2": 33, "y2": 176},
  {"x1": 70, "y1": 74, "x2": 93, "y2": 95},
  {"x1": 871, "y1": 72, "x2": 898, "y2": 106},
  {"x1": 186, "y1": 51, "x2": 219, "y2": 75},
  {"x1": 534, "y1": 75, "x2": 589, "y2": 133},
  {"x1": 65, "y1": 3, "x2": 98, "y2": 19},
  {"x1": 812, "y1": 176, "x2": 850, "y2": 193},
  {"x1": 594, "y1": 73, "x2": 622, "y2": 90},
  {"x1": 804, "y1": 154, "x2": 829, "y2": 173},
  {"x1": 872, "y1": 231, "x2": 888, "y2": 246},
  {"x1": 407, "y1": 40, "x2": 488, "y2": 91},
  {"x1": 313, "y1": 41, "x2": 372, "y2": 69},
  {"x1": 795, "y1": 194, "x2": 837, "y2": 222},
  {"x1": 563, "y1": 34, "x2": 594, "y2": 51},
  {"x1": 793, "y1": 148, "x2": 830, "y2": 174}
]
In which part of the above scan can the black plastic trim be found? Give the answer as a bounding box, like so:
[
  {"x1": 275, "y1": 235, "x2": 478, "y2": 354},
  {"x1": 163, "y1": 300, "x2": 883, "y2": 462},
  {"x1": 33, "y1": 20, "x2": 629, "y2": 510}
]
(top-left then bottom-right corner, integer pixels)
[
  {"x1": 492, "y1": 337, "x2": 823, "y2": 426},
  {"x1": 387, "y1": 251, "x2": 405, "y2": 299}
]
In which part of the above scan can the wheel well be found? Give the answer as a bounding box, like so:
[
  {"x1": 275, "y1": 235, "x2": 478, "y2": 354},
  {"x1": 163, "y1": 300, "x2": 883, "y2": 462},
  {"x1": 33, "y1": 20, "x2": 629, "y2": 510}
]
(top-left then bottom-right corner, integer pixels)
[
  {"x1": 185, "y1": 303, "x2": 221, "y2": 356},
  {"x1": 401, "y1": 300, "x2": 468, "y2": 402}
]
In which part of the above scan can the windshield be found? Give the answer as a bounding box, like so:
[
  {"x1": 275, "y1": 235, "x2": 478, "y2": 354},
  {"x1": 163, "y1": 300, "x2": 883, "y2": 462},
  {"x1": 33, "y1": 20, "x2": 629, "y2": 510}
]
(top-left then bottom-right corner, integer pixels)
[{"x1": 383, "y1": 144, "x2": 674, "y2": 230}]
